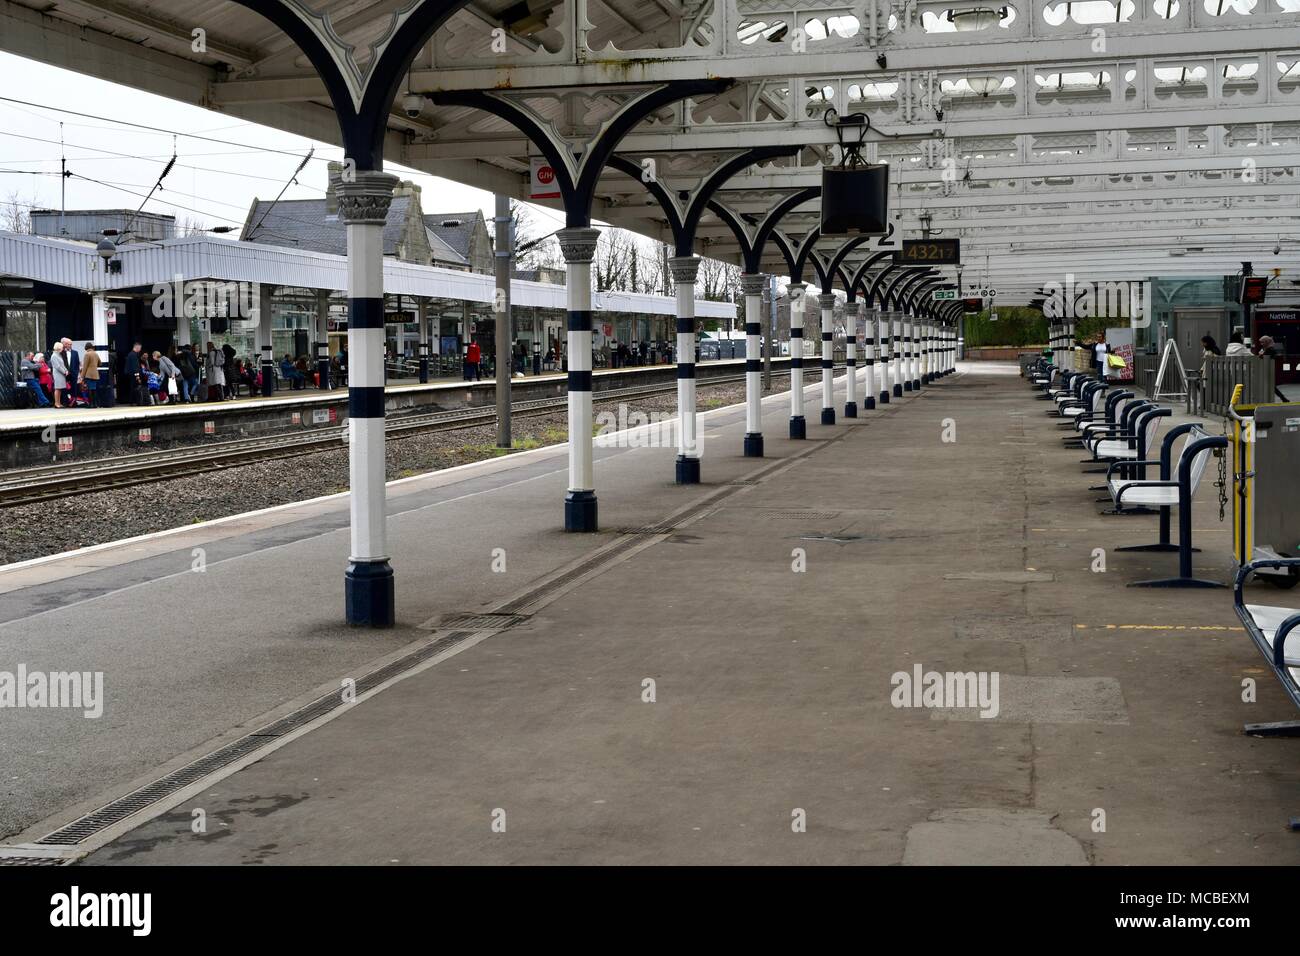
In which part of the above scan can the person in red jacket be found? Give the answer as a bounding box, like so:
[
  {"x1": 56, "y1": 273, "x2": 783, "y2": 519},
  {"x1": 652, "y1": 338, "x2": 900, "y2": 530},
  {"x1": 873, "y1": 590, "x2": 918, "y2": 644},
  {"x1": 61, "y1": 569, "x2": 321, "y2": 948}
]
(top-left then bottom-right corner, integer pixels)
[{"x1": 464, "y1": 340, "x2": 481, "y2": 381}]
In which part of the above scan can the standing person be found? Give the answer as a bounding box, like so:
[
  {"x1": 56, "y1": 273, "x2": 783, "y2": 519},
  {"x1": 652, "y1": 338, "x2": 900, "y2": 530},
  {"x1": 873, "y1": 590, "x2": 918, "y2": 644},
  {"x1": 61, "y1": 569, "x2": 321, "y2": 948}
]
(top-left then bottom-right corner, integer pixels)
[
  {"x1": 1092, "y1": 334, "x2": 1108, "y2": 380},
  {"x1": 176, "y1": 345, "x2": 198, "y2": 402},
  {"x1": 35, "y1": 352, "x2": 53, "y2": 403},
  {"x1": 465, "y1": 339, "x2": 481, "y2": 381},
  {"x1": 221, "y1": 341, "x2": 238, "y2": 398},
  {"x1": 1199, "y1": 334, "x2": 1222, "y2": 380},
  {"x1": 1225, "y1": 331, "x2": 1250, "y2": 356},
  {"x1": 50, "y1": 341, "x2": 69, "y2": 408},
  {"x1": 81, "y1": 342, "x2": 100, "y2": 408},
  {"x1": 205, "y1": 343, "x2": 226, "y2": 401},
  {"x1": 1255, "y1": 334, "x2": 1279, "y2": 357},
  {"x1": 61, "y1": 338, "x2": 81, "y2": 404},
  {"x1": 19, "y1": 352, "x2": 51, "y2": 407},
  {"x1": 124, "y1": 342, "x2": 146, "y2": 405},
  {"x1": 156, "y1": 350, "x2": 180, "y2": 404}
]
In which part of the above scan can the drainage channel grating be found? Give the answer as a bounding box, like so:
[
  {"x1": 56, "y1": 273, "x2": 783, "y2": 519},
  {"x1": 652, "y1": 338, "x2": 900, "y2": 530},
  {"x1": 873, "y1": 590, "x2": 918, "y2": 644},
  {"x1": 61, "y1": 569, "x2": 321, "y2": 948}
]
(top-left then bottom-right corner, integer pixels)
[
  {"x1": 727, "y1": 479, "x2": 762, "y2": 486},
  {"x1": 434, "y1": 612, "x2": 530, "y2": 631},
  {"x1": 758, "y1": 509, "x2": 841, "y2": 521},
  {"x1": 615, "y1": 525, "x2": 677, "y2": 535},
  {"x1": 36, "y1": 629, "x2": 479, "y2": 847},
  {"x1": 0, "y1": 856, "x2": 66, "y2": 866}
]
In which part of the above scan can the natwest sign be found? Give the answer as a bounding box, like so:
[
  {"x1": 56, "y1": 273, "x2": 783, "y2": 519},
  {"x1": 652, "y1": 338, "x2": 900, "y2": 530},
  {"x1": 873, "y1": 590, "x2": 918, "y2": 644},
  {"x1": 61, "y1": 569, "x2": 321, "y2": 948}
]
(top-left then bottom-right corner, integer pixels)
[{"x1": 530, "y1": 156, "x2": 561, "y2": 200}]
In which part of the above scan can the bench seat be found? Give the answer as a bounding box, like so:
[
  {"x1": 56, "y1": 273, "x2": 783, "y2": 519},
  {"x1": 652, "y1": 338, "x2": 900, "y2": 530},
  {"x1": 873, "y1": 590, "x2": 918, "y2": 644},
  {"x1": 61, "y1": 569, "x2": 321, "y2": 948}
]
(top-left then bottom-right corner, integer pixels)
[
  {"x1": 1107, "y1": 479, "x2": 1178, "y2": 506},
  {"x1": 1245, "y1": 605, "x2": 1300, "y2": 671}
]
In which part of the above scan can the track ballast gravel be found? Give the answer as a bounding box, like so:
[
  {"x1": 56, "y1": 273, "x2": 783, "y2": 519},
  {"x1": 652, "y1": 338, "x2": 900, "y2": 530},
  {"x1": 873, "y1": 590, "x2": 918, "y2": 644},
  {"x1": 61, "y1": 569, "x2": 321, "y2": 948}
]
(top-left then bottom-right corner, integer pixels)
[{"x1": 1, "y1": 376, "x2": 792, "y2": 566}]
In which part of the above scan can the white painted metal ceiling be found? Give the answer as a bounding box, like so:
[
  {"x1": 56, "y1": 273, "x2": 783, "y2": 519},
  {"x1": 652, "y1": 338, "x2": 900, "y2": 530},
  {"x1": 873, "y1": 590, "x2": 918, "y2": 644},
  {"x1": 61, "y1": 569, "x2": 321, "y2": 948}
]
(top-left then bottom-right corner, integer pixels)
[{"x1": 3, "y1": 0, "x2": 1299, "y2": 302}]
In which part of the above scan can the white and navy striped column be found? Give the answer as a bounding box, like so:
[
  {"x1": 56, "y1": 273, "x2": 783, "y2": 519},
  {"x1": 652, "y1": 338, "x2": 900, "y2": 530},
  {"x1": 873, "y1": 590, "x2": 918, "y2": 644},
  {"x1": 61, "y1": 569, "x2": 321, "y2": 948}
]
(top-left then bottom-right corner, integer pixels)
[
  {"x1": 843, "y1": 300, "x2": 859, "y2": 417},
  {"x1": 924, "y1": 322, "x2": 934, "y2": 383},
  {"x1": 877, "y1": 309, "x2": 891, "y2": 404},
  {"x1": 929, "y1": 322, "x2": 938, "y2": 381},
  {"x1": 818, "y1": 292, "x2": 836, "y2": 425},
  {"x1": 741, "y1": 272, "x2": 766, "y2": 456},
  {"x1": 317, "y1": 289, "x2": 332, "y2": 389},
  {"x1": 788, "y1": 282, "x2": 807, "y2": 438},
  {"x1": 258, "y1": 283, "x2": 275, "y2": 397},
  {"x1": 902, "y1": 314, "x2": 915, "y2": 392},
  {"x1": 910, "y1": 316, "x2": 921, "y2": 391},
  {"x1": 670, "y1": 255, "x2": 702, "y2": 484},
  {"x1": 891, "y1": 313, "x2": 905, "y2": 398},
  {"x1": 862, "y1": 304, "x2": 877, "y2": 410},
  {"x1": 558, "y1": 227, "x2": 601, "y2": 530},
  {"x1": 916, "y1": 318, "x2": 926, "y2": 389},
  {"x1": 338, "y1": 171, "x2": 398, "y2": 627}
]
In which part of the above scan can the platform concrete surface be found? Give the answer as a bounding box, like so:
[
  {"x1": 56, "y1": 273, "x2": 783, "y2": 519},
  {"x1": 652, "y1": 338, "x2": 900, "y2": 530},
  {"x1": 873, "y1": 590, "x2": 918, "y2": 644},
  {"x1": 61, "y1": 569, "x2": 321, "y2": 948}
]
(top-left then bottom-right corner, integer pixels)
[{"x1": 3, "y1": 365, "x2": 1296, "y2": 865}]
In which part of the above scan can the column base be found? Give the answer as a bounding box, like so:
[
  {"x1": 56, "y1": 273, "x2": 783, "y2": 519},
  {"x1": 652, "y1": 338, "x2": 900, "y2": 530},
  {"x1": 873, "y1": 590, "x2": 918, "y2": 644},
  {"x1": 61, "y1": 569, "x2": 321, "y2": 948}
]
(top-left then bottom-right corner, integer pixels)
[
  {"x1": 820, "y1": 407, "x2": 835, "y2": 425},
  {"x1": 912, "y1": 379, "x2": 921, "y2": 391},
  {"x1": 261, "y1": 377, "x2": 274, "y2": 398},
  {"x1": 864, "y1": 396, "x2": 876, "y2": 410},
  {"x1": 879, "y1": 391, "x2": 890, "y2": 405},
  {"x1": 418, "y1": 360, "x2": 429, "y2": 385},
  {"x1": 564, "y1": 490, "x2": 599, "y2": 532},
  {"x1": 743, "y1": 433, "x2": 764, "y2": 457},
  {"x1": 317, "y1": 361, "x2": 331, "y2": 390},
  {"x1": 903, "y1": 381, "x2": 913, "y2": 392},
  {"x1": 675, "y1": 455, "x2": 701, "y2": 485},
  {"x1": 789, "y1": 416, "x2": 806, "y2": 439},
  {"x1": 843, "y1": 402, "x2": 858, "y2": 418},
  {"x1": 345, "y1": 559, "x2": 395, "y2": 628},
  {"x1": 893, "y1": 384, "x2": 903, "y2": 397}
]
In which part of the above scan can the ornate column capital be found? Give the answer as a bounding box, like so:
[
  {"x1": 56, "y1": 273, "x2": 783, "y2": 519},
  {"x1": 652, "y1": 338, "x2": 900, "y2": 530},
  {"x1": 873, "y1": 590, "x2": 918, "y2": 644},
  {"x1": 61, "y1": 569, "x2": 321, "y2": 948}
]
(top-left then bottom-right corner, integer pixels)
[
  {"x1": 739, "y1": 273, "x2": 767, "y2": 296},
  {"x1": 668, "y1": 255, "x2": 700, "y2": 284},
  {"x1": 336, "y1": 170, "x2": 399, "y2": 225},
  {"x1": 557, "y1": 227, "x2": 601, "y2": 264},
  {"x1": 817, "y1": 293, "x2": 837, "y2": 311}
]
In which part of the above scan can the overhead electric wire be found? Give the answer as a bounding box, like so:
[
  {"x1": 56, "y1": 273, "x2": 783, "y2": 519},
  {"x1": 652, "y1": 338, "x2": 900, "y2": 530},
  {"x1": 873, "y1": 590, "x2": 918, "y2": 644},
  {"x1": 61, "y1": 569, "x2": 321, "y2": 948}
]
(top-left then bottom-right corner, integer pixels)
[
  {"x1": 0, "y1": 128, "x2": 328, "y2": 189},
  {"x1": 0, "y1": 95, "x2": 329, "y2": 160}
]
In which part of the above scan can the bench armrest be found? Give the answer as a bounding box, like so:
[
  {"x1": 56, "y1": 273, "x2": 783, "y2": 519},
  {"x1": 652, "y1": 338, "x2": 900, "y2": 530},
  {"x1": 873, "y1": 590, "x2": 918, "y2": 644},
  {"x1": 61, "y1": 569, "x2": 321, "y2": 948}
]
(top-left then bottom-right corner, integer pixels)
[{"x1": 1233, "y1": 558, "x2": 1300, "y2": 608}]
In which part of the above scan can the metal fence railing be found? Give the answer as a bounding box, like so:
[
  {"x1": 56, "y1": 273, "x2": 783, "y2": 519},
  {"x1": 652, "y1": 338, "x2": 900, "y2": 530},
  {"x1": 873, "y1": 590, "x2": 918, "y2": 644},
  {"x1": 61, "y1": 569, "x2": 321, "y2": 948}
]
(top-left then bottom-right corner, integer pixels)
[
  {"x1": 1202, "y1": 355, "x2": 1276, "y2": 416},
  {"x1": 1132, "y1": 351, "x2": 1160, "y2": 397}
]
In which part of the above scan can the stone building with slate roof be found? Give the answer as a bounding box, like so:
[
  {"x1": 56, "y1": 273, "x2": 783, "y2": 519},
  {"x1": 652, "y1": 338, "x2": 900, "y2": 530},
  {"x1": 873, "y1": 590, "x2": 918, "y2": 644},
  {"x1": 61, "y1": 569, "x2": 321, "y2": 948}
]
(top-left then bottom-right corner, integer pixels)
[
  {"x1": 423, "y1": 211, "x2": 493, "y2": 275},
  {"x1": 240, "y1": 163, "x2": 472, "y2": 271}
]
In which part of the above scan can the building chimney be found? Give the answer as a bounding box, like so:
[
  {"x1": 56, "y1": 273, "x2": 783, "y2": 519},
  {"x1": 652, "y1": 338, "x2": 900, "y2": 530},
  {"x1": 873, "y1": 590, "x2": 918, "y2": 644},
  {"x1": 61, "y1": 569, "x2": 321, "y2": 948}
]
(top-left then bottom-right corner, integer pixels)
[{"x1": 325, "y1": 161, "x2": 343, "y2": 218}]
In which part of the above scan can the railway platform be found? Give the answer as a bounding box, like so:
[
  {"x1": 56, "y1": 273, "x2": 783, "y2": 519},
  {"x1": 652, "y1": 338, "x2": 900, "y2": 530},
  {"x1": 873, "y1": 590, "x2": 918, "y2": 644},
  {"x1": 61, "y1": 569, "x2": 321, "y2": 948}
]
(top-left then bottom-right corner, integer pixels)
[
  {"x1": 0, "y1": 364, "x2": 1293, "y2": 866},
  {"x1": 0, "y1": 357, "x2": 781, "y2": 469}
]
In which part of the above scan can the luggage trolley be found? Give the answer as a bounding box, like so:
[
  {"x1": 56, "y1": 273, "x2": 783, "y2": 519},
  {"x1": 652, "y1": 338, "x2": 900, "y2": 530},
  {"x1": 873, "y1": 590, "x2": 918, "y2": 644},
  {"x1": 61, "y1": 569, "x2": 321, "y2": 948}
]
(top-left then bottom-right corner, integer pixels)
[{"x1": 1226, "y1": 383, "x2": 1300, "y2": 588}]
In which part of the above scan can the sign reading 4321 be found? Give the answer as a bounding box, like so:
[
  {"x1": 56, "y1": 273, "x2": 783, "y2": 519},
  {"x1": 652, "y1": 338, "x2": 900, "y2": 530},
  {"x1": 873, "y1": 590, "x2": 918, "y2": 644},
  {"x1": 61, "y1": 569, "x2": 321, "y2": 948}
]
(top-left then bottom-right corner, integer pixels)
[{"x1": 895, "y1": 239, "x2": 961, "y2": 265}]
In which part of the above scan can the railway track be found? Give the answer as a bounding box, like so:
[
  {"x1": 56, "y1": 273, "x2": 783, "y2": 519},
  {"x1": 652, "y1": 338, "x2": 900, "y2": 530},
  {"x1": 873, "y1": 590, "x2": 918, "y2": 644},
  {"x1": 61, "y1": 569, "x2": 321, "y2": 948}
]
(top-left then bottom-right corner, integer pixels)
[{"x1": 0, "y1": 374, "x2": 754, "y2": 506}]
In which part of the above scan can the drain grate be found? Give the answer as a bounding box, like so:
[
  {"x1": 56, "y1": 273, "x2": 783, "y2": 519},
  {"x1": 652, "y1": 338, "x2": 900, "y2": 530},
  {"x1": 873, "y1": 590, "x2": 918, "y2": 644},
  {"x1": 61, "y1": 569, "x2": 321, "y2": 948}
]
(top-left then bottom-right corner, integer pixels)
[
  {"x1": 758, "y1": 509, "x2": 840, "y2": 521},
  {"x1": 727, "y1": 479, "x2": 762, "y2": 486},
  {"x1": 434, "y1": 612, "x2": 530, "y2": 631},
  {"x1": 35, "y1": 629, "x2": 479, "y2": 847},
  {"x1": 615, "y1": 525, "x2": 676, "y2": 535},
  {"x1": 0, "y1": 856, "x2": 66, "y2": 866}
]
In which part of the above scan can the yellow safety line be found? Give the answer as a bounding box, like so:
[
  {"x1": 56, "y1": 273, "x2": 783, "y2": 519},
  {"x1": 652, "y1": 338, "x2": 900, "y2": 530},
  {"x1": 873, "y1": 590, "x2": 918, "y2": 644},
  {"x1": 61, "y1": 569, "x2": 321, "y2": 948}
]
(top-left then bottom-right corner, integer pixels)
[{"x1": 1074, "y1": 623, "x2": 1244, "y2": 632}]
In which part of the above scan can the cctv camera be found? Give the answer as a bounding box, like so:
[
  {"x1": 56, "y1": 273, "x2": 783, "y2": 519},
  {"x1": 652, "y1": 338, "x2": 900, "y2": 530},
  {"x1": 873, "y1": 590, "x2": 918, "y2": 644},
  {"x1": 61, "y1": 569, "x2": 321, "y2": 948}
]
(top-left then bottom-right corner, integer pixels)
[
  {"x1": 401, "y1": 93, "x2": 424, "y2": 118},
  {"x1": 1273, "y1": 243, "x2": 1281, "y2": 255}
]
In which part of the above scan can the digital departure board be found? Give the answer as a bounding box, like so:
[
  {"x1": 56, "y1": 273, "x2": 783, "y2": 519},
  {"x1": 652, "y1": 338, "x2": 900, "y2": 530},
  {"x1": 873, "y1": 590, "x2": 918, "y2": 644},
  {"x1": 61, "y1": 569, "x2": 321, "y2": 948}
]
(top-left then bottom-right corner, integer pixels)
[{"x1": 895, "y1": 239, "x2": 961, "y2": 265}]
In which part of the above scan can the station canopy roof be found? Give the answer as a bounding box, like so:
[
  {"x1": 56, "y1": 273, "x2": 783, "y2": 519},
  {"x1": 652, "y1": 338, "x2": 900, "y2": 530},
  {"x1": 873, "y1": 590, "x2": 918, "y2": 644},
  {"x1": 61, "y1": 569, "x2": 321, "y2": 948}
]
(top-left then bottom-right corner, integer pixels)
[
  {"x1": 0, "y1": 231, "x2": 735, "y2": 319},
  {"x1": 3, "y1": 0, "x2": 1300, "y2": 305}
]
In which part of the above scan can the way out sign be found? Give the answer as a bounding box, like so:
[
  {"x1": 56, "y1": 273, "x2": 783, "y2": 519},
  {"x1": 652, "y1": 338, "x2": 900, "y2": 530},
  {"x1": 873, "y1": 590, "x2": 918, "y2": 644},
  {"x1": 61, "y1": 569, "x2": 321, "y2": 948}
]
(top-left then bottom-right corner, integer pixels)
[
  {"x1": 932, "y1": 289, "x2": 956, "y2": 301},
  {"x1": 530, "y1": 157, "x2": 560, "y2": 200}
]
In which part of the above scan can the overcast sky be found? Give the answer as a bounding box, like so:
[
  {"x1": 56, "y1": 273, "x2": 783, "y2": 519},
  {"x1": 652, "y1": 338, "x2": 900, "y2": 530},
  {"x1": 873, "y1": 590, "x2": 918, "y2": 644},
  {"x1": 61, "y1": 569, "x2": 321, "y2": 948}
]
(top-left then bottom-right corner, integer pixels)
[{"x1": 0, "y1": 50, "x2": 571, "y2": 236}]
